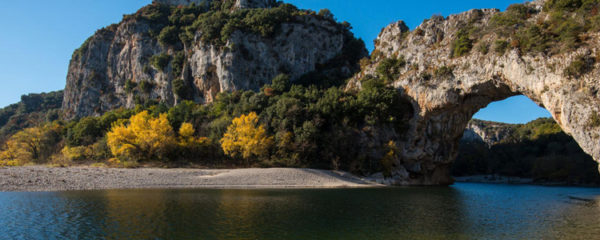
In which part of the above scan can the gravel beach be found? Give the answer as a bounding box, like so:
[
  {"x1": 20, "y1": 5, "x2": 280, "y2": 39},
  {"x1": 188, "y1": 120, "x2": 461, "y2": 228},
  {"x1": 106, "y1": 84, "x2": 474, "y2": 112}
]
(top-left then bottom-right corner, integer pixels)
[{"x1": 0, "y1": 166, "x2": 382, "y2": 192}]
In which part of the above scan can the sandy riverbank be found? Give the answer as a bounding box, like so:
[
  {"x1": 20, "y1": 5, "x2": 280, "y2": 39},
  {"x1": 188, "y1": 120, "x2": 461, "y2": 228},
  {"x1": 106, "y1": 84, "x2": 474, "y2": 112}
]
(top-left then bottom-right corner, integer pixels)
[{"x1": 0, "y1": 166, "x2": 383, "y2": 192}]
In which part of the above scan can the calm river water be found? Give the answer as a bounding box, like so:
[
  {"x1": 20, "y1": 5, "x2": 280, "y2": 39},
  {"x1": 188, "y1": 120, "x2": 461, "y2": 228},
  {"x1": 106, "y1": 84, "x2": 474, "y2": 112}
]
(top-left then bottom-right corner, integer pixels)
[{"x1": 0, "y1": 183, "x2": 599, "y2": 239}]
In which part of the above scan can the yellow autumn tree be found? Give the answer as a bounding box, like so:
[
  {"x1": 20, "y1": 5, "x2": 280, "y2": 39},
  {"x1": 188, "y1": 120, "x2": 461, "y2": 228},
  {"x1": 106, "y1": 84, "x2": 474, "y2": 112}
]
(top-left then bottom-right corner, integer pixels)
[
  {"x1": 107, "y1": 111, "x2": 177, "y2": 161},
  {"x1": 220, "y1": 112, "x2": 273, "y2": 165},
  {"x1": 381, "y1": 141, "x2": 398, "y2": 178},
  {"x1": 178, "y1": 122, "x2": 212, "y2": 159},
  {"x1": 0, "y1": 123, "x2": 62, "y2": 166}
]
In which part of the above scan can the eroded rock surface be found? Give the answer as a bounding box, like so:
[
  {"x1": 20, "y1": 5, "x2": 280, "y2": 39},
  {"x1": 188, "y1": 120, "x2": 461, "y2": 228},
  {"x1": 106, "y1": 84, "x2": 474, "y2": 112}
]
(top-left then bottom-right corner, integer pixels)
[
  {"x1": 462, "y1": 119, "x2": 514, "y2": 146},
  {"x1": 63, "y1": 2, "x2": 365, "y2": 118},
  {"x1": 348, "y1": 0, "x2": 600, "y2": 185}
]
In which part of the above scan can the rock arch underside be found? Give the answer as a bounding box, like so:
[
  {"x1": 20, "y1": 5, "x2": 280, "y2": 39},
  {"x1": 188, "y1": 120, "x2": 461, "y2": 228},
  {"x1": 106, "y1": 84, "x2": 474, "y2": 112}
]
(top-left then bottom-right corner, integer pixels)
[{"x1": 347, "y1": 0, "x2": 600, "y2": 185}]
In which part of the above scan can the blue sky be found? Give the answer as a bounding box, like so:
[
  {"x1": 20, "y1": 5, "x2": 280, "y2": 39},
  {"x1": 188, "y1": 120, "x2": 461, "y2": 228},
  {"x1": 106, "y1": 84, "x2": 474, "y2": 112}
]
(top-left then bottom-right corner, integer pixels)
[{"x1": 0, "y1": 0, "x2": 551, "y2": 123}]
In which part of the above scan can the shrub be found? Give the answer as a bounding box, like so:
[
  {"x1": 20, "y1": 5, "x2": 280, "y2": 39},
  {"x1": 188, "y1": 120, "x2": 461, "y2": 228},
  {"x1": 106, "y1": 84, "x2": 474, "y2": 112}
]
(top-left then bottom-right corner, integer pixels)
[
  {"x1": 564, "y1": 55, "x2": 596, "y2": 78},
  {"x1": 380, "y1": 141, "x2": 398, "y2": 178},
  {"x1": 158, "y1": 26, "x2": 180, "y2": 47},
  {"x1": 173, "y1": 78, "x2": 192, "y2": 100},
  {"x1": 494, "y1": 40, "x2": 510, "y2": 54},
  {"x1": 589, "y1": 111, "x2": 600, "y2": 128},
  {"x1": 271, "y1": 74, "x2": 290, "y2": 93},
  {"x1": 317, "y1": 9, "x2": 334, "y2": 20},
  {"x1": 434, "y1": 66, "x2": 454, "y2": 78},
  {"x1": 171, "y1": 51, "x2": 186, "y2": 77},
  {"x1": 150, "y1": 53, "x2": 171, "y2": 71},
  {"x1": 477, "y1": 42, "x2": 489, "y2": 54},
  {"x1": 545, "y1": 0, "x2": 586, "y2": 12},
  {"x1": 125, "y1": 79, "x2": 137, "y2": 93},
  {"x1": 490, "y1": 3, "x2": 531, "y2": 32},
  {"x1": 514, "y1": 25, "x2": 546, "y2": 53},
  {"x1": 177, "y1": 122, "x2": 213, "y2": 160},
  {"x1": 66, "y1": 117, "x2": 102, "y2": 146},
  {"x1": 139, "y1": 81, "x2": 154, "y2": 93},
  {"x1": 138, "y1": 3, "x2": 170, "y2": 23},
  {"x1": 375, "y1": 56, "x2": 406, "y2": 83},
  {"x1": 451, "y1": 29, "x2": 473, "y2": 58}
]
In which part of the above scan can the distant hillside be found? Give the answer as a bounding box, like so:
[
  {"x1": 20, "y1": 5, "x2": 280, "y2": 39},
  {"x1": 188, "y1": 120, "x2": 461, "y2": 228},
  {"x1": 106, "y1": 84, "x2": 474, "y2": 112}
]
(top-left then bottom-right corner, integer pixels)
[
  {"x1": 0, "y1": 91, "x2": 63, "y2": 141},
  {"x1": 456, "y1": 118, "x2": 600, "y2": 185}
]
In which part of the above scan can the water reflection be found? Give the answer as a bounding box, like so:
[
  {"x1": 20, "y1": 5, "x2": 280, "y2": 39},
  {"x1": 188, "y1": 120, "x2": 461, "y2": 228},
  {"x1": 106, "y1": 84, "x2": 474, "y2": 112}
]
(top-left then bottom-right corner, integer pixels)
[{"x1": 0, "y1": 184, "x2": 599, "y2": 239}]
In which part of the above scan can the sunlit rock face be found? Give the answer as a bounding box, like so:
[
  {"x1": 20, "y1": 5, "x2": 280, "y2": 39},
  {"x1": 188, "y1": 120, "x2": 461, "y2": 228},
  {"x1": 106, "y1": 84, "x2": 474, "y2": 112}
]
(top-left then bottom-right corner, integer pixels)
[
  {"x1": 462, "y1": 119, "x2": 513, "y2": 146},
  {"x1": 63, "y1": 2, "x2": 365, "y2": 118},
  {"x1": 348, "y1": 0, "x2": 600, "y2": 185}
]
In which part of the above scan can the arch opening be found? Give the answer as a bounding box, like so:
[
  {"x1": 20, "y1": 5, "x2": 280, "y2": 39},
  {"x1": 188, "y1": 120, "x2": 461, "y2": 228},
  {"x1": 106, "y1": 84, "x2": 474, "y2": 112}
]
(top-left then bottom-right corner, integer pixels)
[{"x1": 452, "y1": 96, "x2": 600, "y2": 185}]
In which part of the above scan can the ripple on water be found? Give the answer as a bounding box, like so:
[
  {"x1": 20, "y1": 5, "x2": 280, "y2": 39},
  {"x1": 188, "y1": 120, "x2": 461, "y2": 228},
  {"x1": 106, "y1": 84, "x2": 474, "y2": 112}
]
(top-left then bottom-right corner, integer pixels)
[{"x1": 0, "y1": 183, "x2": 599, "y2": 240}]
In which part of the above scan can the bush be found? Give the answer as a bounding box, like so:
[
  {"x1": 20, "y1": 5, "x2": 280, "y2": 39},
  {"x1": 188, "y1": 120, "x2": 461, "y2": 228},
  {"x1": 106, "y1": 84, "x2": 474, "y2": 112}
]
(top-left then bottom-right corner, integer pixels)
[
  {"x1": 173, "y1": 78, "x2": 192, "y2": 100},
  {"x1": 490, "y1": 3, "x2": 531, "y2": 32},
  {"x1": 66, "y1": 117, "x2": 102, "y2": 146},
  {"x1": 375, "y1": 56, "x2": 406, "y2": 83},
  {"x1": 589, "y1": 111, "x2": 600, "y2": 128},
  {"x1": 125, "y1": 79, "x2": 137, "y2": 93},
  {"x1": 158, "y1": 26, "x2": 180, "y2": 47},
  {"x1": 139, "y1": 81, "x2": 155, "y2": 93},
  {"x1": 477, "y1": 42, "x2": 489, "y2": 54},
  {"x1": 494, "y1": 40, "x2": 510, "y2": 54},
  {"x1": 271, "y1": 74, "x2": 290, "y2": 93},
  {"x1": 564, "y1": 55, "x2": 595, "y2": 78},
  {"x1": 171, "y1": 51, "x2": 186, "y2": 77},
  {"x1": 544, "y1": 0, "x2": 586, "y2": 12},
  {"x1": 318, "y1": 9, "x2": 334, "y2": 20},
  {"x1": 434, "y1": 66, "x2": 454, "y2": 79},
  {"x1": 451, "y1": 29, "x2": 473, "y2": 58},
  {"x1": 150, "y1": 53, "x2": 171, "y2": 71}
]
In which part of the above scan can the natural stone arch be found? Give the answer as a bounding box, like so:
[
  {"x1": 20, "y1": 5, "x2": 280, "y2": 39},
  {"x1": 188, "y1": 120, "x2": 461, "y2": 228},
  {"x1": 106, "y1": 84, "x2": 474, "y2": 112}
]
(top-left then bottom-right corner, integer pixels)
[{"x1": 348, "y1": 4, "x2": 600, "y2": 185}]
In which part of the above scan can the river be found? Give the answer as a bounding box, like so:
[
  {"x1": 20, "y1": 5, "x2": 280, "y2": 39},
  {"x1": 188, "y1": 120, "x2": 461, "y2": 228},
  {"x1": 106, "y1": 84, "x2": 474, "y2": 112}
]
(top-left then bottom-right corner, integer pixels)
[{"x1": 1, "y1": 183, "x2": 599, "y2": 239}]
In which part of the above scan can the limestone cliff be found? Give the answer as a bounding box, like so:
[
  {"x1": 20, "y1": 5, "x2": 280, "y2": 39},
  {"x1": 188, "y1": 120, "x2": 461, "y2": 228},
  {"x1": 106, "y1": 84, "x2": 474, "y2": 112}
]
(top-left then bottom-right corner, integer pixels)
[
  {"x1": 63, "y1": 1, "x2": 366, "y2": 118},
  {"x1": 349, "y1": 0, "x2": 600, "y2": 185},
  {"x1": 462, "y1": 119, "x2": 514, "y2": 146}
]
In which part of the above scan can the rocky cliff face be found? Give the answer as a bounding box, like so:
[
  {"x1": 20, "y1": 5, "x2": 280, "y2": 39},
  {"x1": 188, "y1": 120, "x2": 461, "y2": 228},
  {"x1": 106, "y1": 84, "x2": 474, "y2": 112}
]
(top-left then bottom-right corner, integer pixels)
[
  {"x1": 348, "y1": 0, "x2": 600, "y2": 185},
  {"x1": 63, "y1": 1, "x2": 365, "y2": 118},
  {"x1": 462, "y1": 119, "x2": 514, "y2": 146}
]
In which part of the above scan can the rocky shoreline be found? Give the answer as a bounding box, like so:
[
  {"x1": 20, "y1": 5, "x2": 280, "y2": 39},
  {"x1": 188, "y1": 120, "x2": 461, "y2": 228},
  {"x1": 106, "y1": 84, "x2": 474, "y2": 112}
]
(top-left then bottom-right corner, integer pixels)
[{"x1": 0, "y1": 166, "x2": 382, "y2": 192}]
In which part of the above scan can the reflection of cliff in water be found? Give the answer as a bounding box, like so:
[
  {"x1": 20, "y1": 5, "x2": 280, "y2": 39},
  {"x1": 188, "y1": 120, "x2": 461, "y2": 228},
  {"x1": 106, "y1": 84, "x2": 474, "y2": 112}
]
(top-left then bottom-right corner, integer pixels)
[{"x1": 1, "y1": 186, "x2": 600, "y2": 239}]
